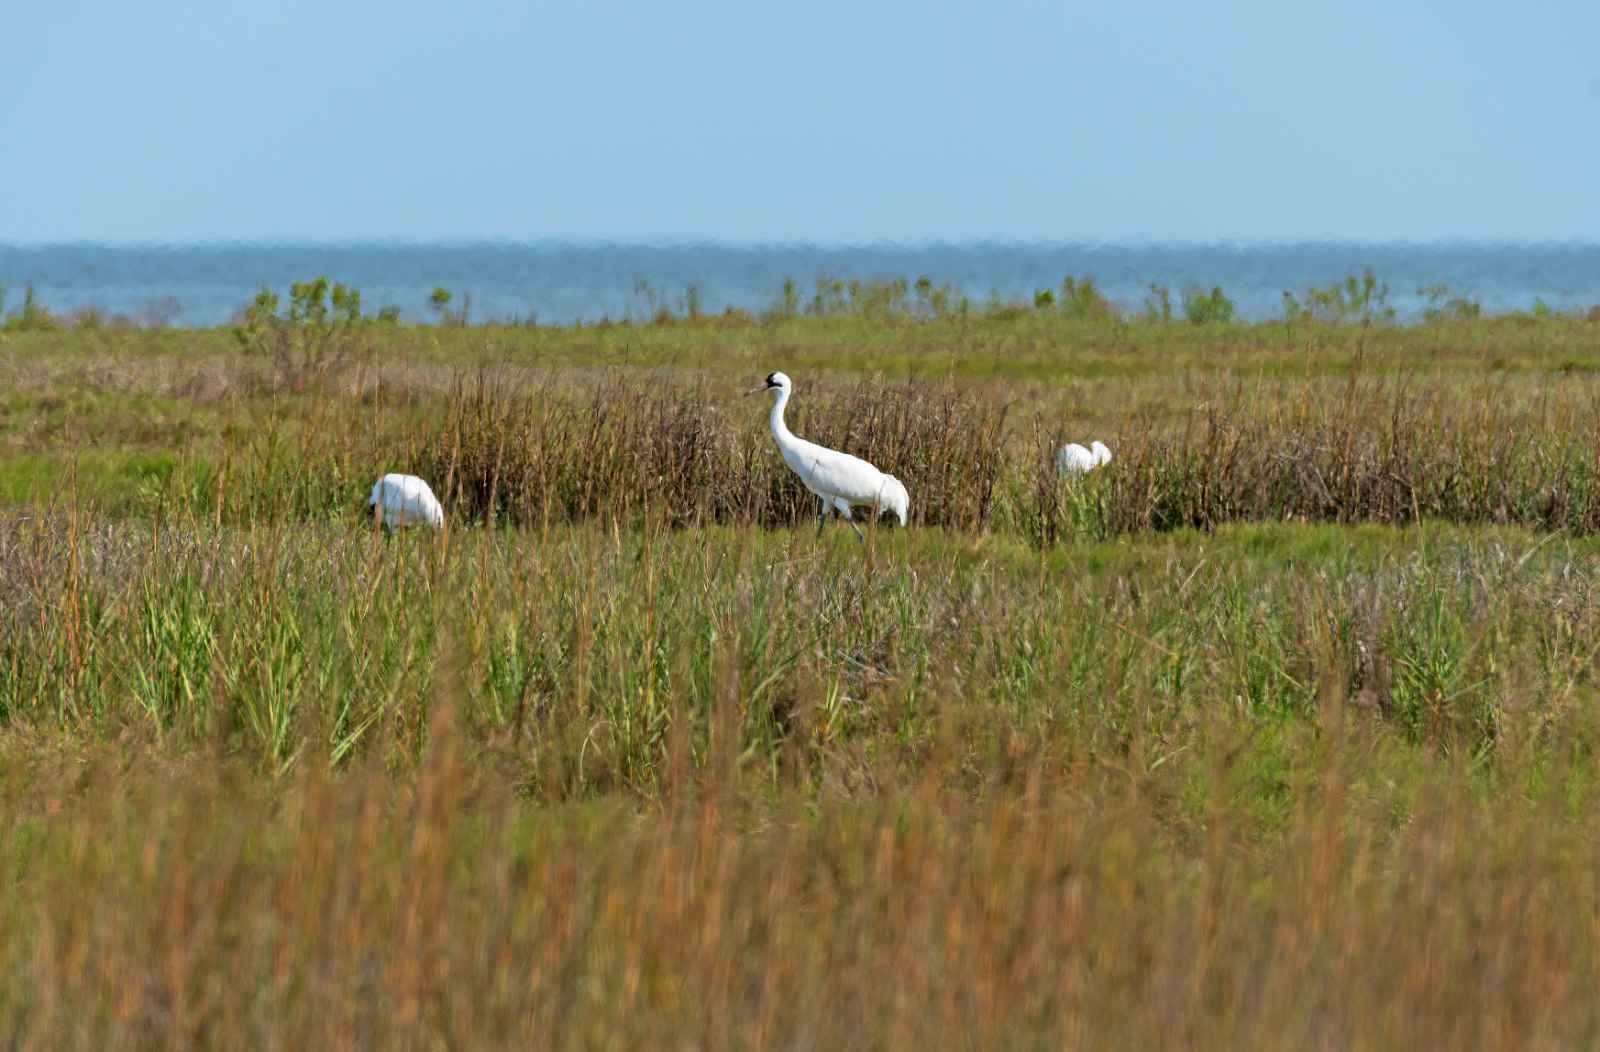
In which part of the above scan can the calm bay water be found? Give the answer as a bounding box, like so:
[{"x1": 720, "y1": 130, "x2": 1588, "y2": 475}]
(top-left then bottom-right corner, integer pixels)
[{"x1": 2, "y1": 241, "x2": 1598, "y2": 327}]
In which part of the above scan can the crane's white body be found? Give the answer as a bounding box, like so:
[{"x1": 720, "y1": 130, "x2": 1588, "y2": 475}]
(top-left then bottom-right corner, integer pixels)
[
  {"x1": 369, "y1": 473, "x2": 444, "y2": 528},
  {"x1": 757, "y1": 372, "x2": 909, "y2": 538},
  {"x1": 1057, "y1": 440, "x2": 1113, "y2": 477}
]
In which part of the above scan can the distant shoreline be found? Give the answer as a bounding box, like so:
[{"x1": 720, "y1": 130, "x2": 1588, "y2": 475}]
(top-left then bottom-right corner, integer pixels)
[
  {"x1": 4, "y1": 240, "x2": 1599, "y2": 327},
  {"x1": 7, "y1": 236, "x2": 1600, "y2": 249}
]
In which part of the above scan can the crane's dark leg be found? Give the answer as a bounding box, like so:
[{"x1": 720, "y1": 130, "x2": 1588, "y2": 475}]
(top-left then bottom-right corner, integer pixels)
[
  {"x1": 838, "y1": 503, "x2": 864, "y2": 542},
  {"x1": 817, "y1": 497, "x2": 829, "y2": 535}
]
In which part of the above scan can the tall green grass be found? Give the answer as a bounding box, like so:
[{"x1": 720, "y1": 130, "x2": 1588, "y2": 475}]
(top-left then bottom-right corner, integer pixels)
[{"x1": 3, "y1": 512, "x2": 1598, "y2": 780}]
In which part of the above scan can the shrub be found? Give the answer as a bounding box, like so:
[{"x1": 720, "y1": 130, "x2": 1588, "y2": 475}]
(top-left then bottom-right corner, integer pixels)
[
  {"x1": 1284, "y1": 269, "x2": 1395, "y2": 325},
  {"x1": 1059, "y1": 276, "x2": 1115, "y2": 321},
  {"x1": 808, "y1": 275, "x2": 849, "y2": 316},
  {"x1": 913, "y1": 275, "x2": 960, "y2": 319},
  {"x1": 848, "y1": 277, "x2": 910, "y2": 320},
  {"x1": 1140, "y1": 283, "x2": 1174, "y2": 323},
  {"x1": 430, "y1": 286, "x2": 471, "y2": 326},
  {"x1": 1419, "y1": 283, "x2": 1482, "y2": 323},
  {"x1": 2, "y1": 285, "x2": 58, "y2": 332},
  {"x1": 232, "y1": 277, "x2": 375, "y2": 392},
  {"x1": 1182, "y1": 285, "x2": 1235, "y2": 325}
]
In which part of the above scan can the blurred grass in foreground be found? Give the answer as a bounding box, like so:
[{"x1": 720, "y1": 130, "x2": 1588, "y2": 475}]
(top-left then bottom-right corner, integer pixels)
[{"x1": 4, "y1": 695, "x2": 1597, "y2": 1048}]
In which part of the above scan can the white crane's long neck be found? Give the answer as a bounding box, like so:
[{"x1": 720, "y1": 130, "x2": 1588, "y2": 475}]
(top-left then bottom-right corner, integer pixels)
[{"x1": 769, "y1": 387, "x2": 797, "y2": 449}]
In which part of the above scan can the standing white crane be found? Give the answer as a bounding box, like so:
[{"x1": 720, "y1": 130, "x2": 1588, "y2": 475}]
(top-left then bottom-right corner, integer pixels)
[
  {"x1": 752, "y1": 371, "x2": 909, "y2": 540},
  {"x1": 1057, "y1": 440, "x2": 1113, "y2": 477},
  {"x1": 368, "y1": 473, "x2": 445, "y2": 529}
]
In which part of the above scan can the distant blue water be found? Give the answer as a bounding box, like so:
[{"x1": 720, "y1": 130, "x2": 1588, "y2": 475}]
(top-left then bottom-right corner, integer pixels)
[{"x1": 2, "y1": 241, "x2": 1598, "y2": 327}]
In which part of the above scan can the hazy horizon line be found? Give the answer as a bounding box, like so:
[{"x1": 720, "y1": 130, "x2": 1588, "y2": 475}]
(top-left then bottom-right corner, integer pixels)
[{"x1": 6, "y1": 236, "x2": 1600, "y2": 252}]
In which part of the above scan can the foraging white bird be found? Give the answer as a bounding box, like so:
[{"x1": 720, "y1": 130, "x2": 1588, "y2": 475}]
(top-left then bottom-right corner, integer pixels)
[
  {"x1": 368, "y1": 473, "x2": 444, "y2": 529},
  {"x1": 1056, "y1": 440, "x2": 1113, "y2": 477},
  {"x1": 752, "y1": 371, "x2": 909, "y2": 540}
]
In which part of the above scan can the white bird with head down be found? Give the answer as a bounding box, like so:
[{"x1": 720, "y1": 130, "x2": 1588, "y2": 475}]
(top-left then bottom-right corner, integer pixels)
[
  {"x1": 368, "y1": 473, "x2": 444, "y2": 529},
  {"x1": 752, "y1": 371, "x2": 909, "y2": 540},
  {"x1": 1057, "y1": 440, "x2": 1113, "y2": 477}
]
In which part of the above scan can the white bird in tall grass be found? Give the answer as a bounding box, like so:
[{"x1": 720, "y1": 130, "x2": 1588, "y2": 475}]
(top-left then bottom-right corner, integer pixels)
[
  {"x1": 368, "y1": 473, "x2": 444, "y2": 529},
  {"x1": 1057, "y1": 440, "x2": 1113, "y2": 477},
  {"x1": 752, "y1": 371, "x2": 909, "y2": 540}
]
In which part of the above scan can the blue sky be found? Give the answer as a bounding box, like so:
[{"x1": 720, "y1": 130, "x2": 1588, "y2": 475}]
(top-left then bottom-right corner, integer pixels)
[{"x1": 3, "y1": 0, "x2": 1597, "y2": 242}]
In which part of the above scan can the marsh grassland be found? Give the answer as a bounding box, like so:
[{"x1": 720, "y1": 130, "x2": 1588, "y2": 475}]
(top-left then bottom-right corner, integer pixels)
[{"x1": 4, "y1": 281, "x2": 1600, "y2": 1047}]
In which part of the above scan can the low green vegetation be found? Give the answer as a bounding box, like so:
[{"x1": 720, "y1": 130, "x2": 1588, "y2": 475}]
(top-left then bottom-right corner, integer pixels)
[
  {"x1": 4, "y1": 273, "x2": 1600, "y2": 1046},
  {"x1": 3, "y1": 513, "x2": 1599, "y2": 778}
]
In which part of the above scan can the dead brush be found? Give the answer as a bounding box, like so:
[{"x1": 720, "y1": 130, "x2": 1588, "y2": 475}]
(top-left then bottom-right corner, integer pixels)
[
  {"x1": 419, "y1": 370, "x2": 1010, "y2": 531},
  {"x1": 8, "y1": 737, "x2": 1600, "y2": 1049},
  {"x1": 167, "y1": 364, "x2": 1600, "y2": 543},
  {"x1": 1063, "y1": 378, "x2": 1600, "y2": 538}
]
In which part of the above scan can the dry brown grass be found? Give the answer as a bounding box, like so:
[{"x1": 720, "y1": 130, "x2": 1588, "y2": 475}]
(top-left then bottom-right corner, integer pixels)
[
  {"x1": 4, "y1": 695, "x2": 1597, "y2": 1049},
  {"x1": 426, "y1": 370, "x2": 1007, "y2": 531}
]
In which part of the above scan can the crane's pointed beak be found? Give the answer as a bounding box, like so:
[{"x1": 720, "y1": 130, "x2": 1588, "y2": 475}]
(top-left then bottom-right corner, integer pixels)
[{"x1": 746, "y1": 385, "x2": 770, "y2": 396}]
